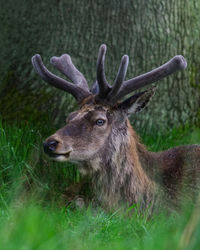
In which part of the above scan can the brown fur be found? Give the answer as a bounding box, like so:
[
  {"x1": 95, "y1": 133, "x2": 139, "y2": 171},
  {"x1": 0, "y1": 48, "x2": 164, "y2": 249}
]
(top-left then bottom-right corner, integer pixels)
[
  {"x1": 33, "y1": 44, "x2": 191, "y2": 212},
  {"x1": 44, "y1": 103, "x2": 200, "y2": 212}
]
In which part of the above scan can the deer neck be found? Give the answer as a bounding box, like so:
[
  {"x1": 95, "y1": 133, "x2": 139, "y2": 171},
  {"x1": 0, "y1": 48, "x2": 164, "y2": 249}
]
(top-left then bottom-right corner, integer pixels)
[{"x1": 82, "y1": 120, "x2": 155, "y2": 210}]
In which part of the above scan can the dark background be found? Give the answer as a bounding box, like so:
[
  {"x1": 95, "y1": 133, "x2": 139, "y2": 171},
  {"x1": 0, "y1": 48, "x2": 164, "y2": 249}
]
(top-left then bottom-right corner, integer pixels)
[{"x1": 0, "y1": 0, "x2": 200, "y2": 133}]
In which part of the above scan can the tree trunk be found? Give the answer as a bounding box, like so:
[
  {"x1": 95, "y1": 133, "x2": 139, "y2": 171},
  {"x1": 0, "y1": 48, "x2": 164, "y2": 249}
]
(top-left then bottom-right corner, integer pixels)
[{"x1": 0, "y1": 0, "x2": 199, "y2": 131}]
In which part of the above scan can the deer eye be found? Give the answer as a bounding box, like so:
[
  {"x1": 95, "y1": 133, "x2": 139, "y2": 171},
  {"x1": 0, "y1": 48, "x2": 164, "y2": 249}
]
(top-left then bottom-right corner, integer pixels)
[{"x1": 96, "y1": 119, "x2": 105, "y2": 126}]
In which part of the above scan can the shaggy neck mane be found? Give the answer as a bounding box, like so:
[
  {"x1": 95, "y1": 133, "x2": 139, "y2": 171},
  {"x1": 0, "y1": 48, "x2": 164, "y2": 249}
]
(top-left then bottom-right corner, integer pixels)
[{"x1": 84, "y1": 119, "x2": 155, "y2": 210}]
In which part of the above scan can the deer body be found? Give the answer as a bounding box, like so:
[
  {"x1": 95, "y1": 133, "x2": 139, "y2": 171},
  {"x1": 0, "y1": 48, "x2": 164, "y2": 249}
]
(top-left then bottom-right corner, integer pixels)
[
  {"x1": 84, "y1": 119, "x2": 155, "y2": 210},
  {"x1": 88, "y1": 121, "x2": 200, "y2": 210},
  {"x1": 54, "y1": 107, "x2": 200, "y2": 211},
  {"x1": 32, "y1": 44, "x2": 200, "y2": 211}
]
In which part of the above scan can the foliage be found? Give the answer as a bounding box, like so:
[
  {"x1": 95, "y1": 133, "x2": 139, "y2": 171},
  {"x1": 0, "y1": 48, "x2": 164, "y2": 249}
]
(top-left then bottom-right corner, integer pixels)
[
  {"x1": 0, "y1": 119, "x2": 79, "y2": 207},
  {"x1": 0, "y1": 119, "x2": 200, "y2": 249},
  {"x1": 1, "y1": 201, "x2": 200, "y2": 250}
]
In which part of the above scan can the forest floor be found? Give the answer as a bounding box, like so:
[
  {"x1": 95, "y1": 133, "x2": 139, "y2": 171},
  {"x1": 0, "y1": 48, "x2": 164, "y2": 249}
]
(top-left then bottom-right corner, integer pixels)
[{"x1": 0, "y1": 120, "x2": 200, "y2": 250}]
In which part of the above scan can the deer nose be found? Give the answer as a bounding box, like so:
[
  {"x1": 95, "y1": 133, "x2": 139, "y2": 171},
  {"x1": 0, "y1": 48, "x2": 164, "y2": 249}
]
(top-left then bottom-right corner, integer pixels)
[{"x1": 43, "y1": 139, "x2": 59, "y2": 154}]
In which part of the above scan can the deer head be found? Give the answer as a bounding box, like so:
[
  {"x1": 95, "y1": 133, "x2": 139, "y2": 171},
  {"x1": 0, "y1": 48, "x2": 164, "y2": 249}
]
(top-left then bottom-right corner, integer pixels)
[{"x1": 32, "y1": 45, "x2": 187, "y2": 165}]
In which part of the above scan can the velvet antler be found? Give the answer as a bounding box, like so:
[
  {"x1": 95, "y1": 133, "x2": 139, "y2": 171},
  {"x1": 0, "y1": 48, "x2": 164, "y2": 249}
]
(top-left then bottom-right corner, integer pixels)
[
  {"x1": 112, "y1": 55, "x2": 187, "y2": 102},
  {"x1": 32, "y1": 54, "x2": 91, "y2": 102},
  {"x1": 96, "y1": 44, "x2": 111, "y2": 98},
  {"x1": 32, "y1": 45, "x2": 187, "y2": 105}
]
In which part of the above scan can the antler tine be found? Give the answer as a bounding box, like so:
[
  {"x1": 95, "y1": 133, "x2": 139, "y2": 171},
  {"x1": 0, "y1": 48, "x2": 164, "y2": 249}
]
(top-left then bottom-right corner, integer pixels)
[
  {"x1": 32, "y1": 54, "x2": 91, "y2": 102},
  {"x1": 96, "y1": 44, "x2": 111, "y2": 98},
  {"x1": 107, "y1": 55, "x2": 129, "y2": 101},
  {"x1": 115, "y1": 55, "x2": 187, "y2": 100},
  {"x1": 50, "y1": 54, "x2": 89, "y2": 90}
]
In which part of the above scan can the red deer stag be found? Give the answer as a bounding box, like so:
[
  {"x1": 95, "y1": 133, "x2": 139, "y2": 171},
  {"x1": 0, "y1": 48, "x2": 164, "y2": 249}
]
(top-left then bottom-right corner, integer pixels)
[{"x1": 32, "y1": 45, "x2": 200, "y2": 211}]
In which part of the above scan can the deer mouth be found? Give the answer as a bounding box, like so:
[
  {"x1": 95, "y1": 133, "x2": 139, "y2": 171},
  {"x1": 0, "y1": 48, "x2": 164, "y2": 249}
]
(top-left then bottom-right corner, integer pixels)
[{"x1": 47, "y1": 151, "x2": 71, "y2": 159}]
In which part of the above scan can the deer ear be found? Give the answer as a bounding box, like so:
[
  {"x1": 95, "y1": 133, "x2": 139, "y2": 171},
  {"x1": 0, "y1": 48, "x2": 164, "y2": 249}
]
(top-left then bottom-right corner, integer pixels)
[{"x1": 118, "y1": 86, "x2": 156, "y2": 115}]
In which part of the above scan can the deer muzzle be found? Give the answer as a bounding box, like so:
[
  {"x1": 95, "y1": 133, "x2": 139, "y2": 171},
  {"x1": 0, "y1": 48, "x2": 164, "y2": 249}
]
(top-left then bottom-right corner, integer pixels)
[{"x1": 43, "y1": 138, "x2": 72, "y2": 160}]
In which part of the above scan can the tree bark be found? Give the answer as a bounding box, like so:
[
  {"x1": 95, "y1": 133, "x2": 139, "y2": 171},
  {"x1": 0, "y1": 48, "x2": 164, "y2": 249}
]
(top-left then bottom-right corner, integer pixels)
[{"x1": 0, "y1": 0, "x2": 199, "y2": 131}]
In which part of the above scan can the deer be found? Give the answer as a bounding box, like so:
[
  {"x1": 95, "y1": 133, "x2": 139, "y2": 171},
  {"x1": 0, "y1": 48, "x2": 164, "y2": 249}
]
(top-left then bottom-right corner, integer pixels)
[{"x1": 32, "y1": 44, "x2": 200, "y2": 212}]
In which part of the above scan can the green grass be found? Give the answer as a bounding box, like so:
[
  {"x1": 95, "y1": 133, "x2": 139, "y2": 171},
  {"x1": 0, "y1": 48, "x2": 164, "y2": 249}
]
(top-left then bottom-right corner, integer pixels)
[{"x1": 0, "y1": 120, "x2": 200, "y2": 250}]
